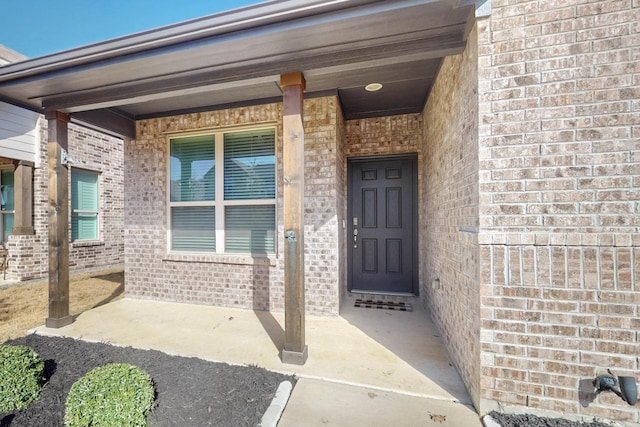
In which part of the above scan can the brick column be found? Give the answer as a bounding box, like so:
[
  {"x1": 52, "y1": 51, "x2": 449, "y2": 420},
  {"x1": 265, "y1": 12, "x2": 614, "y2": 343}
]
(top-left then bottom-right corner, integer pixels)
[
  {"x1": 280, "y1": 72, "x2": 308, "y2": 365},
  {"x1": 45, "y1": 111, "x2": 73, "y2": 328}
]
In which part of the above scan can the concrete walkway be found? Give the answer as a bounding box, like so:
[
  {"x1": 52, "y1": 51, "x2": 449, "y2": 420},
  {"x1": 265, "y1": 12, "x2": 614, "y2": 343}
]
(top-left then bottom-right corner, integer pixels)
[{"x1": 33, "y1": 297, "x2": 482, "y2": 426}]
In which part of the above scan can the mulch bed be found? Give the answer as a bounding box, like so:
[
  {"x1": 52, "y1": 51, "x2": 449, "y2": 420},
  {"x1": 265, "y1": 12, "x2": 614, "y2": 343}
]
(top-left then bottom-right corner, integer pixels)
[{"x1": 1, "y1": 334, "x2": 295, "y2": 427}]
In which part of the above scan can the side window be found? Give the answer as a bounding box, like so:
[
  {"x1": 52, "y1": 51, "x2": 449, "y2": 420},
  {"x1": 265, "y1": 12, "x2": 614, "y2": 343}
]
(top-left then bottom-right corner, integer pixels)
[
  {"x1": 71, "y1": 169, "x2": 99, "y2": 241},
  {"x1": 0, "y1": 169, "x2": 14, "y2": 243}
]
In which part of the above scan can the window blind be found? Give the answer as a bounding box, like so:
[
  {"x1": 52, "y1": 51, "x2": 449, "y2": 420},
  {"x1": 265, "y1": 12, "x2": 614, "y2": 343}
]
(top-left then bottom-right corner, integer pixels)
[
  {"x1": 71, "y1": 169, "x2": 98, "y2": 240},
  {"x1": 170, "y1": 135, "x2": 215, "y2": 202},
  {"x1": 224, "y1": 130, "x2": 275, "y2": 200},
  {"x1": 225, "y1": 205, "x2": 275, "y2": 253},
  {"x1": 71, "y1": 213, "x2": 97, "y2": 240},
  {"x1": 171, "y1": 206, "x2": 216, "y2": 252}
]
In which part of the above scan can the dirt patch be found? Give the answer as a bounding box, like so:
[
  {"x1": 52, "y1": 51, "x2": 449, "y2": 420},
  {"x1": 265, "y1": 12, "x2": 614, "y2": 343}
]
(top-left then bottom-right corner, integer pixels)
[
  {"x1": 0, "y1": 267, "x2": 124, "y2": 342},
  {"x1": 1, "y1": 334, "x2": 294, "y2": 427}
]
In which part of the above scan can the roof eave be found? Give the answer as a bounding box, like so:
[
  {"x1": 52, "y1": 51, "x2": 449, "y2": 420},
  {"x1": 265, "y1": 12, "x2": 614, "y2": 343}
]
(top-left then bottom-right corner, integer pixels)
[{"x1": 0, "y1": 0, "x2": 384, "y2": 82}]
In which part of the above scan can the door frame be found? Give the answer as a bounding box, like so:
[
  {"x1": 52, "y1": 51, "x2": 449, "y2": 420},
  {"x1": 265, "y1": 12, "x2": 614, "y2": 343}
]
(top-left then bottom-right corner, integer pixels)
[{"x1": 346, "y1": 153, "x2": 419, "y2": 296}]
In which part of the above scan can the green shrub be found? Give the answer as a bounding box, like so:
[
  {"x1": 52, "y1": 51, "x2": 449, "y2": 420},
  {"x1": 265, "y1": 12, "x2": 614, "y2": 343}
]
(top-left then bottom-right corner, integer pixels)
[
  {"x1": 0, "y1": 344, "x2": 45, "y2": 413},
  {"x1": 64, "y1": 363, "x2": 155, "y2": 427}
]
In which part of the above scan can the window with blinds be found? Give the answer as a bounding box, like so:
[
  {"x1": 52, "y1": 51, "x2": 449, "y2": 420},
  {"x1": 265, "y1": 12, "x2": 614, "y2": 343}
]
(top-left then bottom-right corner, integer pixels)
[
  {"x1": 0, "y1": 169, "x2": 14, "y2": 243},
  {"x1": 224, "y1": 130, "x2": 275, "y2": 200},
  {"x1": 71, "y1": 169, "x2": 99, "y2": 241},
  {"x1": 169, "y1": 128, "x2": 276, "y2": 254}
]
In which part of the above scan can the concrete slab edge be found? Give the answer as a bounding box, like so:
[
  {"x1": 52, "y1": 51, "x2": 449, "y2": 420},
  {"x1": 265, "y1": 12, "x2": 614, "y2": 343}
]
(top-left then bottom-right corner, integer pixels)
[
  {"x1": 288, "y1": 372, "x2": 474, "y2": 406},
  {"x1": 482, "y1": 414, "x2": 501, "y2": 427},
  {"x1": 259, "y1": 380, "x2": 293, "y2": 427}
]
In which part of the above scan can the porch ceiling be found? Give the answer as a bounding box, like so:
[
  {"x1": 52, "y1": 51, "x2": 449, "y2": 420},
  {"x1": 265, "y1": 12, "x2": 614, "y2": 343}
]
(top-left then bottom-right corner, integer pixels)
[{"x1": 0, "y1": 0, "x2": 481, "y2": 138}]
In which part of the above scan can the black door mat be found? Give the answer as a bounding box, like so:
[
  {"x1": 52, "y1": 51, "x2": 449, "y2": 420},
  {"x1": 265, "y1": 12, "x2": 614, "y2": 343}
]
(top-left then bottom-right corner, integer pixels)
[{"x1": 354, "y1": 299, "x2": 413, "y2": 311}]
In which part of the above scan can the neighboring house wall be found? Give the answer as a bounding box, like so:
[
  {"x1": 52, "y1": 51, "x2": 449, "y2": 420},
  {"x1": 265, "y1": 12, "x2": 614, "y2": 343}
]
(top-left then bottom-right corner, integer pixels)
[
  {"x1": 4, "y1": 120, "x2": 124, "y2": 281},
  {"x1": 422, "y1": 24, "x2": 481, "y2": 407},
  {"x1": 65, "y1": 125, "x2": 125, "y2": 272},
  {"x1": 478, "y1": 0, "x2": 639, "y2": 423},
  {"x1": 0, "y1": 102, "x2": 40, "y2": 163},
  {"x1": 0, "y1": 44, "x2": 27, "y2": 65},
  {"x1": 126, "y1": 98, "x2": 343, "y2": 315}
]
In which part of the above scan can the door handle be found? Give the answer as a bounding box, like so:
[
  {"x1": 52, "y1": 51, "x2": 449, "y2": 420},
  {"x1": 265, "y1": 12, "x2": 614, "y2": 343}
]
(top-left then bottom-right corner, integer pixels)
[{"x1": 353, "y1": 228, "x2": 358, "y2": 248}]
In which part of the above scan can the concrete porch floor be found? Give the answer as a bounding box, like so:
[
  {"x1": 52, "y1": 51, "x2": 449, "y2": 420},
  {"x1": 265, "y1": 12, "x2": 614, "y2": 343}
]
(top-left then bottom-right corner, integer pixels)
[{"x1": 33, "y1": 296, "x2": 482, "y2": 426}]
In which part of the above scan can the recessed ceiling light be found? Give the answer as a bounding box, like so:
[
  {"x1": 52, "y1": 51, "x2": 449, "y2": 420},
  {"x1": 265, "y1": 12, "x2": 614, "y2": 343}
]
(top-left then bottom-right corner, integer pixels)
[{"x1": 365, "y1": 83, "x2": 383, "y2": 92}]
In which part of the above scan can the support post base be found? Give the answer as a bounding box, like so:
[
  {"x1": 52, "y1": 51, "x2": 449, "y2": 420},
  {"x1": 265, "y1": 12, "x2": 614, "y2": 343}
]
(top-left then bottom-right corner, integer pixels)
[
  {"x1": 45, "y1": 315, "x2": 73, "y2": 328},
  {"x1": 12, "y1": 226, "x2": 35, "y2": 235},
  {"x1": 281, "y1": 345, "x2": 308, "y2": 365}
]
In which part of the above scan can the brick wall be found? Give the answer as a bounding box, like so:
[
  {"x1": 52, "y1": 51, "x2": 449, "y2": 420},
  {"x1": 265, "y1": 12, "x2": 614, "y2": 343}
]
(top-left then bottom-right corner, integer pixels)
[
  {"x1": 344, "y1": 115, "x2": 422, "y2": 159},
  {"x1": 304, "y1": 96, "x2": 343, "y2": 314},
  {"x1": 3, "y1": 119, "x2": 124, "y2": 281},
  {"x1": 335, "y1": 101, "x2": 348, "y2": 308},
  {"x1": 126, "y1": 97, "x2": 343, "y2": 315},
  {"x1": 478, "y1": 0, "x2": 640, "y2": 423},
  {"x1": 421, "y1": 24, "x2": 481, "y2": 407}
]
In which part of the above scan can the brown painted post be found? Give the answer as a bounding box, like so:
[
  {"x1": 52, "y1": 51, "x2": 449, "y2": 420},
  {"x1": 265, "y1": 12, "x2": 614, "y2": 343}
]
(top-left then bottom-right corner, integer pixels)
[
  {"x1": 45, "y1": 111, "x2": 73, "y2": 328},
  {"x1": 13, "y1": 160, "x2": 35, "y2": 235},
  {"x1": 280, "y1": 71, "x2": 308, "y2": 365}
]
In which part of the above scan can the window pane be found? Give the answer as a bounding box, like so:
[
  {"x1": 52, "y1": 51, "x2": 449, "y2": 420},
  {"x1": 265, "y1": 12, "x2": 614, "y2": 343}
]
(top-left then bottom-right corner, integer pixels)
[
  {"x1": 71, "y1": 169, "x2": 98, "y2": 241},
  {"x1": 225, "y1": 205, "x2": 275, "y2": 254},
  {"x1": 171, "y1": 206, "x2": 215, "y2": 252},
  {"x1": 72, "y1": 213, "x2": 97, "y2": 240},
  {"x1": 71, "y1": 169, "x2": 98, "y2": 211},
  {"x1": 2, "y1": 213, "x2": 13, "y2": 242},
  {"x1": 170, "y1": 135, "x2": 215, "y2": 202},
  {"x1": 1, "y1": 169, "x2": 14, "y2": 211},
  {"x1": 224, "y1": 130, "x2": 275, "y2": 200}
]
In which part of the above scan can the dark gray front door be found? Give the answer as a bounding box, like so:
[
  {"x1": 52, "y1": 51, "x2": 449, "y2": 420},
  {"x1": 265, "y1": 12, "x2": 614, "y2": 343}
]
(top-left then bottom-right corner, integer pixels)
[{"x1": 348, "y1": 156, "x2": 417, "y2": 294}]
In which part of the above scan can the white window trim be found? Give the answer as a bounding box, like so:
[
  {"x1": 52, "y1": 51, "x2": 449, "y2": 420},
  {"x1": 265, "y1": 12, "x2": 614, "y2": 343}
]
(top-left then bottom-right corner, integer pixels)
[
  {"x1": 166, "y1": 124, "x2": 278, "y2": 256},
  {"x1": 70, "y1": 167, "x2": 101, "y2": 242}
]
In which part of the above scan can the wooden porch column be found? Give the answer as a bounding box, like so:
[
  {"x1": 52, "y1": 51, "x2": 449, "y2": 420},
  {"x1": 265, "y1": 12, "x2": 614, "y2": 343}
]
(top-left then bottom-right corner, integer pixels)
[
  {"x1": 45, "y1": 111, "x2": 73, "y2": 328},
  {"x1": 13, "y1": 160, "x2": 35, "y2": 235},
  {"x1": 280, "y1": 71, "x2": 308, "y2": 365}
]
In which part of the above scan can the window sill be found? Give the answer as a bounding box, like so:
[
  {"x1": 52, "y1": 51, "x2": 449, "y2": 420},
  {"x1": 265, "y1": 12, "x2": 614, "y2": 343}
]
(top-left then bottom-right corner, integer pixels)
[
  {"x1": 71, "y1": 240, "x2": 105, "y2": 248},
  {"x1": 163, "y1": 252, "x2": 276, "y2": 267}
]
